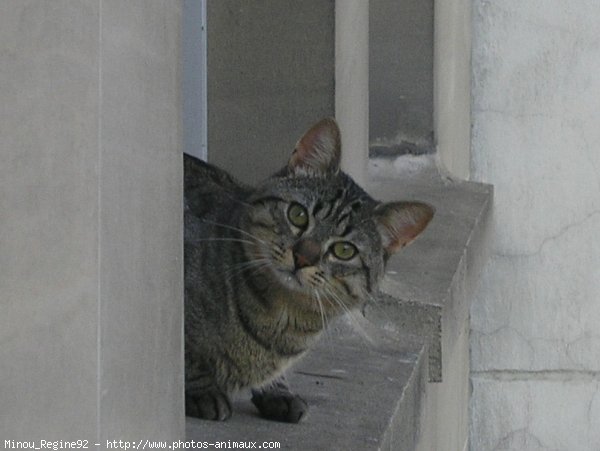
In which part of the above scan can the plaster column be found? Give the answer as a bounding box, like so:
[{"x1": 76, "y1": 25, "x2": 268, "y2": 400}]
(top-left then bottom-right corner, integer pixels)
[
  {"x1": 1, "y1": 0, "x2": 183, "y2": 441},
  {"x1": 336, "y1": 0, "x2": 369, "y2": 186}
]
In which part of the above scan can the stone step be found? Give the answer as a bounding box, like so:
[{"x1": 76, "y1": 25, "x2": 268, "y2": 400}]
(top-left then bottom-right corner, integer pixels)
[
  {"x1": 367, "y1": 163, "x2": 493, "y2": 382},
  {"x1": 366, "y1": 161, "x2": 493, "y2": 450},
  {"x1": 187, "y1": 318, "x2": 429, "y2": 451}
]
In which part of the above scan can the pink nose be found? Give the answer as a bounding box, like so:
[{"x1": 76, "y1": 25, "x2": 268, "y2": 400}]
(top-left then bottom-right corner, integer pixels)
[{"x1": 292, "y1": 239, "x2": 321, "y2": 269}]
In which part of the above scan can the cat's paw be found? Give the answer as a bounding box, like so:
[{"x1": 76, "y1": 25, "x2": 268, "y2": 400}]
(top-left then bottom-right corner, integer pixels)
[
  {"x1": 251, "y1": 391, "x2": 308, "y2": 423},
  {"x1": 186, "y1": 389, "x2": 232, "y2": 421}
]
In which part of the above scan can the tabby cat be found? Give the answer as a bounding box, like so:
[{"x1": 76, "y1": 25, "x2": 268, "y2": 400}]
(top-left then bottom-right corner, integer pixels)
[{"x1": 184, "y1": 118, "x2": 434, "y2": 423}]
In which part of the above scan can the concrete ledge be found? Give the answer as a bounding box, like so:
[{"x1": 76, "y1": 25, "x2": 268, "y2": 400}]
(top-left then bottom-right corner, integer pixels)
[
  {"x1": 366, "y1": 160, "x2": 492, "y2": 450},
  {"x1": 187, "y1": 161, "x2": 492, "y2": 449},
  {"x1": 187, "y1": 318, "x2": 428, "y2": 451},
  {"x1": 366, "y1": 163, "x2": 492, "y2": 381}
]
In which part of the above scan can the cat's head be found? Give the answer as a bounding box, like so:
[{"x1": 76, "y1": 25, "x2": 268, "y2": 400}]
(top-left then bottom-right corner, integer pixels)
[{"x1": 240, "y1": 118, "x2": 434, "y2": 316}]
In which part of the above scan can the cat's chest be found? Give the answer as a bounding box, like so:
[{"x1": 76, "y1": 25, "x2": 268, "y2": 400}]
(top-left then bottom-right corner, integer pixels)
[{"x1": 223, "y1": 335, "x2": 303, "y2": 389}]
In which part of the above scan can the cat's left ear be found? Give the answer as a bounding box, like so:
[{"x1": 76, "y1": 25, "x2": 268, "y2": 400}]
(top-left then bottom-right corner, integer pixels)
[
  {"x1": 374, "y1": 201, "x2": 435, "y2": 255},
  {"x1": 288, "y1": 118, "x2": 341, "y2": 175}
]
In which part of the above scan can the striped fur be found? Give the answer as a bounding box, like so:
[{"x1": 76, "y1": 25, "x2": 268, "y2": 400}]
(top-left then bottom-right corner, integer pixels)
[{"x1": 184, "y1": 118, "x2": 433, "y2": 422}]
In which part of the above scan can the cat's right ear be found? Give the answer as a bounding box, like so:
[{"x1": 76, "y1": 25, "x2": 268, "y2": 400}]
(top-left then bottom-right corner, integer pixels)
[
  {"x1": 288, "y1": 118, "x2": 341, "y2": 176},
  {"x1": 374, "y1": 201, "x2": 435, "y2": 256}
]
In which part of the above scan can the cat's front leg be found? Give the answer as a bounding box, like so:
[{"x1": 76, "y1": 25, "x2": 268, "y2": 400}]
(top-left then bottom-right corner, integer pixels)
[
  {"x1": 251, "y1": 375, "x2": 308, "y2": 423},
  {"x1": 185, "y1": 359, "x2": 232, "y2": 421}
]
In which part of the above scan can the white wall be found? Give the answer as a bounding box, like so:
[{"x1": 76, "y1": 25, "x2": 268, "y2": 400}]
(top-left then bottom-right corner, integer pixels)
[
  {"x1": 183, "y1": 0, "x2": 207, "y2": 161},
  {"x1": 336, "y1": 0, "x2": 369, "y2": 186},
  {"x1": 434, "y1": 0, "x2": 471, "y2": 180},
  {"x1": 470, "y1": 1, "x2": 600, "y2": 450},
  {"x1": 0, "y1": 1, "x2": 183, "y2": 440}
]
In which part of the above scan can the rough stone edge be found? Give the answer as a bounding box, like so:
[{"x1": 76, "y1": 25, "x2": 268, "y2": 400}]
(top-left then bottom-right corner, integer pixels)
[
  {"x1": 365, "y1": 177, "x2": 493, "y2": 381},
  {"x1": 380, "y1": 339, "x2": 430, "y2": 451}
]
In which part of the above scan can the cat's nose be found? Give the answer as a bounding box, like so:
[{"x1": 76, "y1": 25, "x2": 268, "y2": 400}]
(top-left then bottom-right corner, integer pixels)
[{"x1": 292, "y1": 239, "x2": 321, "y2": 269}]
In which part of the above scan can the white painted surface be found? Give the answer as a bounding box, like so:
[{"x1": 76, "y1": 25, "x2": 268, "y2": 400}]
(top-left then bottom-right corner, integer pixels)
[
  {"x1": 434, "y1": 0, "x2": 471, "y2": 180},
  {"x1": 183, "y1": 0, "x2": 207, "y2": 160},
  {"x1": 0, "y1": 1, "x2": 183, "y2": 439},
  {"x1": 470, "y1": 1, "x2": 600, "y2": 449},
  {"x1": 472, "y1": 376, "x2": 600, "y2": 451},
  {"x1": 335, "y1": 0, "x2": 368, "y2": 186}
]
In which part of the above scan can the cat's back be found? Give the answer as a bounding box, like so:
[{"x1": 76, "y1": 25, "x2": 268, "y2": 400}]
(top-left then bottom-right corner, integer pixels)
[
  {"x1": 184, "y1": 153, "x2": 250, "y2": 220},
  {"x1": 184, "y1": 154, "x2": 250, "y2": 285},
  {"x1": 184, "y1": 154, "x2": 249, "y2": 326}
]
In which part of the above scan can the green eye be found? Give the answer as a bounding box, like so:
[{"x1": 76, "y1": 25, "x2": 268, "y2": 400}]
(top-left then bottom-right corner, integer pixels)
[
  {"x1": 331, "y1": 241, "x2": 358, "y2": 260},
  {"x1": 287, "y1": 203, "x2": 309, "y2": 228}
]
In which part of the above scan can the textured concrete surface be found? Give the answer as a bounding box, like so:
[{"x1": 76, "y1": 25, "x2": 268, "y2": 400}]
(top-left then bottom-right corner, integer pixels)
[
  {"x1": 470, "y1": 1, "x2": 600, "y2": 449},
  {"x1": 471, "y1": 376, "x2": 600, "y2": 451},
  {"x1": 366, "y1": 159, "x2": 491, "y2": 451},
  {"x1": 0, "y1": 1, "x2": 183, "y2": 440},
  {"x1": 206, "y1": 0, "x2": 334, "y2": 185},
  {"x1": 187, "y1": 318, "x2": 428, "y2": 451},
  {"x1": 367, "y1": 158, "x2": 492, "y2": 381},
  {"x1": 369, "y1": 0, "x2": 434, "y2": 154}
]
